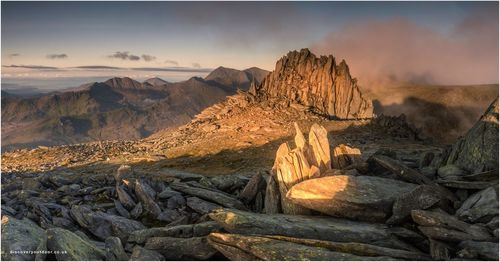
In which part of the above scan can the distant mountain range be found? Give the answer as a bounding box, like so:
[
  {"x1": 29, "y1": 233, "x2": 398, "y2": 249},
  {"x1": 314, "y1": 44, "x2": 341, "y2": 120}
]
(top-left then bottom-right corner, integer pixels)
[{"x1": 1, "y1": 66, "x2": 269, "y2": 150}]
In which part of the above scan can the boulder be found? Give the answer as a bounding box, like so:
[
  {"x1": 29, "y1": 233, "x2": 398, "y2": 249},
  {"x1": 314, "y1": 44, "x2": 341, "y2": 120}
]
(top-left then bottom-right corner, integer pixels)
[
  {"x1": 156, "y1": 209, "x2": 182, "y2": 223},
  {"x1": 208, "y1": 233, "x2": 396, "y2": 261},
  {"x1": 411, "y1": 209, "x2": 493, "y2": 241},
  {"x1": 105, "y1": 236, "x2": 129, "y2": 261},
  {"x1": 46, "y1": 227, "x2": 106, "y2": 261},
  {"x1": 135, "y1": 179, "x2": 162, "y2": 217},
  {"x1": 456, "y1": 186, "x2": 499, "y2": 223},
  {"x1": 144, "y1": 236, "x2": 217, "y2": 260},
  {"x1": 287, "y1": 175, "x2": 417, "y2": 222},
  {"x1": 70, "y1": 205, "x2": 146, "y2": 242},
  {"x1": 263, "y1": 174, "x2": 281, "y2": 214},
  {"x1": 238, "y1": 173, "x2": 266, "y2": 203},
  {"x1": 209, "y1": 208, "x2": 420, "y2": 251},
  {"x1": 1, "y1": 215, "x2": 47, "y2": 261},
  {"x1": 331, "y1": 144, "x2": 361, "y2": 169},
  {"x1": 255, "y1": 48, "x2": 373, "y2": 119},
  {"x1": 437, "y1": 164, "x2": 466, "y2": 180},
  {"x1": 458, "y1": 240, "x2": 499, "y2": 260},
  {"x1": 128, "y1": 221, "x2": 221, "y2": 244},
  {"x1": 386, "y1": 185, "x2": 442, "y2": 225},
  {"x1": 170, "y1": 182, "x2": 247, "y2": 210},
  {"x1": 115, "y1": 184, "x2": 136, "y2": 210},
  {"x1": 187, "y1": 197, "x2": 222, "y2": 214},
  {"x1": 129, "y1": 245, "x2": 165, "y2": 261},
  {"x1": 157, "y1": 187, "x2": 181, "y2": 199},
  {"x1": 445, "y1": 97, "x2": 499, "y2": 172}
]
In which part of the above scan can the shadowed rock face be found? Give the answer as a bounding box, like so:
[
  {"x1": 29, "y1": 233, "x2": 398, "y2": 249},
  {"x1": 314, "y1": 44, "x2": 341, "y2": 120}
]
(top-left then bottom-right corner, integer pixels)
[
  {"x1": 445, "y1": 97, "x2": 499, "y2": 173},
  {"x1": 256, "y1": 48, "x2": 373, "y2": 120}
]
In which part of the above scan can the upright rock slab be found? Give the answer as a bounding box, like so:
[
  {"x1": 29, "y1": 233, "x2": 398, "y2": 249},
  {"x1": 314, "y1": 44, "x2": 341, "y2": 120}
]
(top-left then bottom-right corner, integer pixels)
[
  {"x1": 445, "y1": 97, "x2": 499, "y2": 173},
  {"x1": 255, "y1": 48, "x2": 373, "y2": 119}
]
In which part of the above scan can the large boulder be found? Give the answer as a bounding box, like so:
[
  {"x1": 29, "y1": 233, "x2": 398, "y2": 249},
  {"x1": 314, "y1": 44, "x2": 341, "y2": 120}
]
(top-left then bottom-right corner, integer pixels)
[
  {"x1": 70, "y1": 205, "x2": 146, "y2": 241},
  {"x1": 255, "y1": 48, "x2": 373, "y2": 119},
  {"x1": 1, "y1": 216, "x2": 47, "y2": 261},
  {"x1": 286, "y1": 175, "x2": 417, "y2": 222},
  {"x1": 209, "y1": 208, "x2": 420, "y2": 251},
  {"x1": 456, "y1": 186, "x2": 499, "y2": 223},
  {"x1": 445, "y1": 97, "x2": 499, "y2": 173},
  {"x1": 46, "y1": 227, "x2": 106, "y2": 261},
  {"x1": 210, "y1": 233, "x2": 431, "y2": 261}
]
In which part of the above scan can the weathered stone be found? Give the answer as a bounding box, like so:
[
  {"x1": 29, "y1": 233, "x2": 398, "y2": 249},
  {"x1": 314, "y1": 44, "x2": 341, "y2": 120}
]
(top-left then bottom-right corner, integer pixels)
[
  {"x1": 1, "y1": 215, "x2": 47, "y2": 261},
  {"x1": 308, "y1": 123, "x2": 332, "y2": 171},
  {"x1": 135, "y1": 179, "x2": 162, "y2": 217},
  {"x1": 157, "y1": 209, "x2": 181, "y2": 223},
  {"x1": 372, "y1": 155, "x2": 457, "y2": 202},
  {"x1": 255, "y1": 48, "x2": 373, "y2": 119},
  {"x1": 239, "y1": 173, "x2": 266, "y2": 204},
  {"x1": 387, "y1": 185, "x2": 442, "y2": 225},
  {"x1": 115, "y1": 165, "x2": 132, "y2": 183},
  {"x1": 171, "y1": 182, "x2": 247, "y2": 210},
  {"x1": 105, "y1": 236, "x2": 129, "y2": 261},
  {"x1": 411, "y1": 209, "x2": 493, "y2": 241},
  {"x1": 456, "y1": 186, "x2": 499, "y2": 223},
  {"x1": 157, "y1": 187, "x2": 181, "y2": 199},
  {"x1": 114, "y1": 199, "x2": 130, "y2": 218},
  {"x1": 287, "y1": 175, "x2": 417, "y2": 222},
  {"x1": 46, "y1": 227, "x2": 106, "y2": 261},
  {"x1": 436, "y1": 179, "x2": 497, "y2": 190},
  {"x1": 458, "y1": 240, "x2": 499, "y2": 260},
  {"x1": 128, "y1": 221, "x2": 221, "y2": 244},
  {"x1": 115, "y1": 184, "x2": 136, "y2": 210},
  {"x1": 129, "y1": 245, "x2": 165, "y2": 261},
  {"x1": 438, "y1": 164, "x2": 466, "y2": 180},
  {"x1": 209, "y1": 174, "x2": 250, "y2": 192},
  {"x1": 187, "y1": 197, "x2": 222, "y2": 214},
  {"x1": 429, "y1": 239, "x2": 451, "y2": 260},
  {"x1": 208, "y1": 233, "x2": 396, "y2": 261},
  {"x1": 445, "y1": 97, "x2": 499, "y2": 172},
  {"x1": 145, "y1": 236, "x2": 217, "y2": 260},
  {"x1": 70, "y1": 205, "x2": 146, "y2": 242},
  {"x1": 332, "y1": 144, "x2": 361, "y2": 169},
  {"x1": 264, "y1": 170, "x2": 281, "y2": 214},
  {"x1": 130, "y1": 202, "x2": 143, "y2": 220},
  {"x1": 209, "y1": 208, "x2": 419, "y2": 250},
  {"x1": 166, "y1": 194, "x2": 186, "y2": 209}
]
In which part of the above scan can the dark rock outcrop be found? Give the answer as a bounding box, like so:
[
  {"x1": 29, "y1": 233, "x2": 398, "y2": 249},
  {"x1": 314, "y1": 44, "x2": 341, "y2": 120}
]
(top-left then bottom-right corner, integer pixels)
[
  {"x1": 255, "y1": 48, "x2": 373, "y2": 119},
  {"x1": 445, "y1": 97, "x2": 499, "y2": 173}
]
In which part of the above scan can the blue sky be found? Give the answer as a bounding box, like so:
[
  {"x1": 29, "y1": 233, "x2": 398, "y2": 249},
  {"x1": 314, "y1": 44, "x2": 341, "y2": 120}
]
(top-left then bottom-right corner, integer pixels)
[{"x1": 1, "y1": 1, "x2": 498, "y2": 89}]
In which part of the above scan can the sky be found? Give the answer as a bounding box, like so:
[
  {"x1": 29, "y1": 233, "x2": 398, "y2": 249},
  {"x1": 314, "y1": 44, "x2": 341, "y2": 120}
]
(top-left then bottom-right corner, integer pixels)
[{"x1": 1, "y1": 1, "x2": 498, "y2": 90}]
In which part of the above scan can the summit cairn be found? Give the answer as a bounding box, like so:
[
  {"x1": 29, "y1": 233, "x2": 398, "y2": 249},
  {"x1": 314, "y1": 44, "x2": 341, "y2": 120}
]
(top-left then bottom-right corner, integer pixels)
[{"x1": 254, "y1": 48, "x2": 373, "y2": 120}]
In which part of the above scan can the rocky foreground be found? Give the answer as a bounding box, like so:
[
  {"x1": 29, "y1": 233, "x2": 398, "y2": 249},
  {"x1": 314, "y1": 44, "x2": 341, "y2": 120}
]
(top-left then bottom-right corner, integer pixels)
[{"x1": 1, "y1": 97, "x2": 498, "y2": 261}]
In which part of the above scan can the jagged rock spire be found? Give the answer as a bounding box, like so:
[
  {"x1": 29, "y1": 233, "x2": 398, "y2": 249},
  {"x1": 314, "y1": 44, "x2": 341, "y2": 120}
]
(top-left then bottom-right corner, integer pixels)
[{"x1": 255, "y1": 48, "x2": 373, "y2": 120}]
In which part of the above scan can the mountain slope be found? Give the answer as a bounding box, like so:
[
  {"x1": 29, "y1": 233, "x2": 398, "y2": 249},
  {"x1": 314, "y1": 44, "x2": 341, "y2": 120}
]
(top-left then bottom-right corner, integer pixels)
[
  {"x1": 2, "y1": 67, "x2": 268, "y2": 151},
  {"x1": 205, "y1": 66, "x2": 269, "y2": 91}
]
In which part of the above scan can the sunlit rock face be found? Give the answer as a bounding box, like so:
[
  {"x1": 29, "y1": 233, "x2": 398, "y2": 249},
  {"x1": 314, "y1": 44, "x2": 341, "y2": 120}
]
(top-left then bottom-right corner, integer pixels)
[{"x1": 256, "y1": 48, "x2": 373, "y2": 119}]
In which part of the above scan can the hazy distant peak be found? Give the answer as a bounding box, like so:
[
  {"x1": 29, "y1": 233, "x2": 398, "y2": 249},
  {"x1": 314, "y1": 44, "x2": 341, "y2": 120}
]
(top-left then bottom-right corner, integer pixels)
[{"x1": 144, "y1": 77, "x2": 169, "y2": 87}]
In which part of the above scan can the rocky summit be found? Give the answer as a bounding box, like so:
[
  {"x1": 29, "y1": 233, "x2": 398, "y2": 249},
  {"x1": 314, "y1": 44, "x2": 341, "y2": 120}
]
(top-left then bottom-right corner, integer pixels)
[
  {"x1": 0, "y1": 49, "x2": 498, "y2": 261},
  {"x1": 254, "y1": 48, "x2": 373, "y2": 120}
]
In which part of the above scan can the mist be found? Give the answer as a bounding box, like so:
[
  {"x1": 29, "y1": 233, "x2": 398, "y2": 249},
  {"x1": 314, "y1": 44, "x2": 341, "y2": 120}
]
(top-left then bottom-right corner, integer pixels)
[{"x1": 311, "y1": 8, "x2": 499, "y2": 89}]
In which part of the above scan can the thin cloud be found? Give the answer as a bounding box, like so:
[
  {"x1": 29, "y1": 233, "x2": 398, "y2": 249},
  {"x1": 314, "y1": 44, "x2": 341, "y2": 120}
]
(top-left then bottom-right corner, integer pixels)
[
  {"x1": 73, "y1": 65, "x2": 122, "y2": 70},
  {"x1": 132, "y1": 67, "x2": 212, "y2": 73},
  {"x1": 141, "y1": 54, "x2": 156, "y2": 62},
  {"x1": 8, "y1": 53, "x2": 20, "y2": 58},
  {"x1": 2, "y1": 64, "x2": 59, "y2": 70},
  {"x1": 108, "y1": 51, "x2": 140, "y2": 61},
  {"x1": 46, "y1": 54, "x2": 68, "y2": 59},
  {"x1": 164, "y1": 60, "x2": 179, "y2": 66},
  {"x1": 191, "y1": 62, "x2": 201, "y2": 68}
]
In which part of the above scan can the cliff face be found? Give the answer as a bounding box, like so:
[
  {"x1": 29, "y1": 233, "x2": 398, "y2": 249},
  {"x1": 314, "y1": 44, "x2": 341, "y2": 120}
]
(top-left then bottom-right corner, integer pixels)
[{"x1": 255, "y1": 48, "x2": 373, "y2": 120}]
